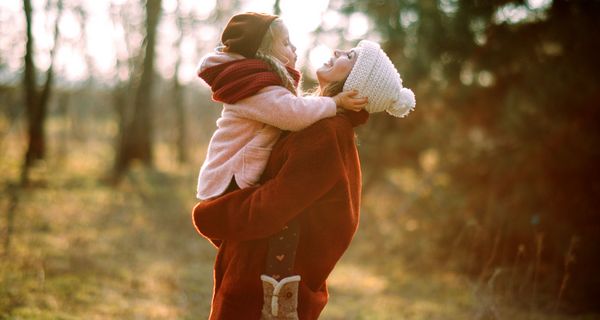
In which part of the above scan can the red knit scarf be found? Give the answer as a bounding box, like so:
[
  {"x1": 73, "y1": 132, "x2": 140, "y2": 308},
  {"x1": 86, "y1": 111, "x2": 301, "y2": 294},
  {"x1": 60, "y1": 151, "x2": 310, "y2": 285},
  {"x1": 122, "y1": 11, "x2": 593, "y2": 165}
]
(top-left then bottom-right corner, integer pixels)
[{"x1": 199, "y1": 59, "x2": 302, "y2": 104}]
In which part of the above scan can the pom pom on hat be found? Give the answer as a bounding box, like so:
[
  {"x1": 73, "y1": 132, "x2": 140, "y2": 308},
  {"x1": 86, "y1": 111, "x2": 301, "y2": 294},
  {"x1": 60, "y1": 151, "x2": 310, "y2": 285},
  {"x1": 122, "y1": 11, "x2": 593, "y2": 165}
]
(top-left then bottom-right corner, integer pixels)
[
  {"x1": 387, "y1": 87, "x2": 416, "y2": 118},
  {"x1": 343, "y1": 40, "x2": 416, "y2": 118}
]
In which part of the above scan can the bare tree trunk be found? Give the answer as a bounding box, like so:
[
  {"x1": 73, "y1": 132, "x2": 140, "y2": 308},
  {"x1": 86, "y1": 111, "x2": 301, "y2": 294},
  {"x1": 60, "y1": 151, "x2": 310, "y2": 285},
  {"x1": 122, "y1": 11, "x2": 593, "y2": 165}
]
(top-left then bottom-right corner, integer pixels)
[
  {"x1": 114, "y1": 0, "x2": 162, "y2": 176},
  {"x1": 173, "y1": 2, "x2": 188, "y2": 164},
  {"x1": 21, "y1": 0, "x2": 63, "y2": 184},
  {"x1": 108, "y1": 3, "x2": 135, "y2": 181},
  {"x1": 22, "y1": 0, "x2": 40, "y2": 182},
  {"x1": 56, "y1": 92, "x2": 70, "y2": 163},
  {"x1": 112, "y1": 83, "x2": 129, "y2": 176},
  {"x1": 173, "y1": 61, "x2": 188, "y2": 164},
  {"x1": 273, "y1": 0, "x2": 281, "y2": 15}
]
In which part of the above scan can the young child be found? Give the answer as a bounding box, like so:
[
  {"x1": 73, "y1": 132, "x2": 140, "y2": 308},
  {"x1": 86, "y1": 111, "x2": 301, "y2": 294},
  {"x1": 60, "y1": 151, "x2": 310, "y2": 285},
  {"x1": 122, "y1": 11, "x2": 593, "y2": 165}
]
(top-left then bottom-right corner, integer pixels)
[{"x1": 196, "y1": 12, "x2": 367, "y2": 200}]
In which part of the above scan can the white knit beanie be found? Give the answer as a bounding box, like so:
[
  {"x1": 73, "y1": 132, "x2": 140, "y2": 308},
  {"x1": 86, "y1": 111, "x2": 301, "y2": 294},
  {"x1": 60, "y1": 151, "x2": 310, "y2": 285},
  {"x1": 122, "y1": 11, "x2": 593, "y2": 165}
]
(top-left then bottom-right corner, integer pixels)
[{"x1": 343, "y1": 40, "x2": 416, "y2": 118}]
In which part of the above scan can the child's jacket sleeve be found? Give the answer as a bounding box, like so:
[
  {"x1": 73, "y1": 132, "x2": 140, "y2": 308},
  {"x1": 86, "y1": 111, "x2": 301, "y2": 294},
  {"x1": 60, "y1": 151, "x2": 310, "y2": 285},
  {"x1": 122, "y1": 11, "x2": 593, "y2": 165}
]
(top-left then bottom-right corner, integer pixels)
[{"x1": 231, "y1": 86, "x2": 337, "y2": 131}]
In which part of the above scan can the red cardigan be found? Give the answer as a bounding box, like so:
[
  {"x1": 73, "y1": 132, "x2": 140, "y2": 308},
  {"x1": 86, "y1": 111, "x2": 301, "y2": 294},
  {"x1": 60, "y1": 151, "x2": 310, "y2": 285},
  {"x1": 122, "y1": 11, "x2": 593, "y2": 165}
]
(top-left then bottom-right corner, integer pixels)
[{"x1": 192, "y1": 110, "x2": 369, "y2": 319}]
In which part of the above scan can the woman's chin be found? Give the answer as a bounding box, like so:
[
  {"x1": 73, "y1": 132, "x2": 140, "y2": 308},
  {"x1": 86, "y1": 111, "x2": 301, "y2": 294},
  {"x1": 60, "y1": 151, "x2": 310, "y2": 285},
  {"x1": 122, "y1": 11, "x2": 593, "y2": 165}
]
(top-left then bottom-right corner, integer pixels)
[{"x1": 316, "y1": 66, "x2": 330, "y2": 79}]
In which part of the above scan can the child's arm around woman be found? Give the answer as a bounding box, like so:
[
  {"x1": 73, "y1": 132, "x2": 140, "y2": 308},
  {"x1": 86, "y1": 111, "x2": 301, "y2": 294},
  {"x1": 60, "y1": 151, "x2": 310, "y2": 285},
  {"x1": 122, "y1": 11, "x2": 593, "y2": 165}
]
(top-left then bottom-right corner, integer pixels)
[
  {"x1": 199, "y1": 48, "x2": 365, "y2": 132},
  {"x1": 196, "y1": 12, "x2": 367, "y2": 200}
]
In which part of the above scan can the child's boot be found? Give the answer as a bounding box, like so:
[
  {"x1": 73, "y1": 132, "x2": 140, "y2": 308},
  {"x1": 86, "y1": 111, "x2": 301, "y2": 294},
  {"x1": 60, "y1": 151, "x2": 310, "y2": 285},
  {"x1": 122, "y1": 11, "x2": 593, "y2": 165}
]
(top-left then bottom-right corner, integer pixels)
[{"x1": 260, "y1": 274, "x2": 301, "y2": 320}]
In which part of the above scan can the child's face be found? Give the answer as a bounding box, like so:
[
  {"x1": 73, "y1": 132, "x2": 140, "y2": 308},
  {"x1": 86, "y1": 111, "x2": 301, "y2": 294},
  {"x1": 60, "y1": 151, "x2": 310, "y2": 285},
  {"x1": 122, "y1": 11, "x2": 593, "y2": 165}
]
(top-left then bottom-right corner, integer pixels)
[
  {"x1": 272, "y1": 24, "x2": 297, "y2": 68},
  {"x1": 316, "y1": 49, "x2": 357, "y2": 86}
]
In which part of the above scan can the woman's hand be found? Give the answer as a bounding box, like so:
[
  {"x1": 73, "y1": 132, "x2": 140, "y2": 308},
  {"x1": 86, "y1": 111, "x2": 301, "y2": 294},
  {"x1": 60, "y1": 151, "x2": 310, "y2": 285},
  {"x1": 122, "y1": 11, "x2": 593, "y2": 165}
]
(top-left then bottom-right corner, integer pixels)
[{"x1": 333, "y1": 90, "x2": 368, "y2": 112}]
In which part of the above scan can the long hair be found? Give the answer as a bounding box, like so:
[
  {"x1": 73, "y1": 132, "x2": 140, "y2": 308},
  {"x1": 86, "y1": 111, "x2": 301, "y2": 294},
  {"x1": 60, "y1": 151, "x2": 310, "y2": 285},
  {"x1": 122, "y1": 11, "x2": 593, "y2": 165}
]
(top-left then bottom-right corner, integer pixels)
[
  {"x1": 317, "y1": 80, "x2": 346, "y2": 97},
  {"x1": 255, "y1": 19, "x2": 297, "y2": 95}
]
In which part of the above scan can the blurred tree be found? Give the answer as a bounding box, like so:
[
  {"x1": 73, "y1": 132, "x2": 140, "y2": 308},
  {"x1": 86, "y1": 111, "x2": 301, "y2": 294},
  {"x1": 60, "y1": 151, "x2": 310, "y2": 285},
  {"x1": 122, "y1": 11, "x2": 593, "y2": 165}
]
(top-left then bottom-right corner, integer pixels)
[
  {"x1": 172, "y1": 0, "x2": 188, "y2": 164},
  {"x1": 113, "y1": 0, "x2": 162, "y2": 177},
  {"x1": 273, "y1": 0, "x2": 281, "y2": 15},
  {"x1": 21, "y1": 0, "x2": 63, "y2": 184},
  {"x1": 75, "y1": 4, "x2": 98, "y2": 85},
  {"x1": 109, "y1": 2, "x2": 140, "y2": 179},
  {"x1": 333, "y1": 0, "x2": 600, "y2": 312}
]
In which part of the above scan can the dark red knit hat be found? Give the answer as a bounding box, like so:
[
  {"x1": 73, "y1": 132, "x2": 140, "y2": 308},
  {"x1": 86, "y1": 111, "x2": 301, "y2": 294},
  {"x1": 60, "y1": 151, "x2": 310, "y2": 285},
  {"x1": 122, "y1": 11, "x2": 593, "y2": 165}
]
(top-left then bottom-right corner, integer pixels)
[{"x1": 221, "y1": 12, "x2": 278, "y2": 58}]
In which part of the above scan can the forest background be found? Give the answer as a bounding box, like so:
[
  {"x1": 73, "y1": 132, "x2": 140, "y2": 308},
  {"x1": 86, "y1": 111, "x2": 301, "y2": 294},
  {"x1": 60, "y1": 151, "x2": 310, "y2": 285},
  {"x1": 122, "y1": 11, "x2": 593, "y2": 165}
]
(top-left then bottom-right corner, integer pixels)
[{"x1": 1, "y1": 0, "x2": 599, "y2": 319}]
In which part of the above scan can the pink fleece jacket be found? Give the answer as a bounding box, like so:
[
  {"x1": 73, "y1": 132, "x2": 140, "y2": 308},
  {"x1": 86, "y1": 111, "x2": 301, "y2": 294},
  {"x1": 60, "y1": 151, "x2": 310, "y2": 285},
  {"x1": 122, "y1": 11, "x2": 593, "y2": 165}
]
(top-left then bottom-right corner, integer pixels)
[{"x1": 196, "y1": 50, "x2": 337, "y2": 200}]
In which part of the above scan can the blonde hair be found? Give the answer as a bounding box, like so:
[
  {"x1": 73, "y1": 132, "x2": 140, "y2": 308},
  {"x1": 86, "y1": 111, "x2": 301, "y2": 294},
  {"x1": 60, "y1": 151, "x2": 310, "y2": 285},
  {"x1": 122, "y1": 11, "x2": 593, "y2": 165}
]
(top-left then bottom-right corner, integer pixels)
[
  {"x1": 318, "y1": 80, "x2": 346, "y2": 97},
  {"x1": 256, "y1": 19, "x2": 298, "y2": 95}
]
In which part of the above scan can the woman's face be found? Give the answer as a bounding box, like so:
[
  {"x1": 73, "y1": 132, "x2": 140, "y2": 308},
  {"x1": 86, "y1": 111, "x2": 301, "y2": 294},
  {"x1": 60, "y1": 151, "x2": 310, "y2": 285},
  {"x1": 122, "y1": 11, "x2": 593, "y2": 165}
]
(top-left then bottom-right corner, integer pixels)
[{"x1": 316, "y1": 49, "x2": 357, "y2": 87}]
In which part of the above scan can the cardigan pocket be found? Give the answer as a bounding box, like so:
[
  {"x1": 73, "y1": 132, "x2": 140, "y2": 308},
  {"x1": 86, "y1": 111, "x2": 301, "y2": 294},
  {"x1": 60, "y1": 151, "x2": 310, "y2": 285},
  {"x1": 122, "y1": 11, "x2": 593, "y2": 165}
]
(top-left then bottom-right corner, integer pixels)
[{"x1": 241, "y1": 145, "x2": 271, "y2": 186}]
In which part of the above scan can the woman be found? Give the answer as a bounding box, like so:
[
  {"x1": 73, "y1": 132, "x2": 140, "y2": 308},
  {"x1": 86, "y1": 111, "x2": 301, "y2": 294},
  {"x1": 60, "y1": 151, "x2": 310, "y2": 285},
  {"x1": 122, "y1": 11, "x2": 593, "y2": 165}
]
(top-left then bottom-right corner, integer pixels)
[{"x1": 193, "y1": 40, "x2": 416, "y2": 320}]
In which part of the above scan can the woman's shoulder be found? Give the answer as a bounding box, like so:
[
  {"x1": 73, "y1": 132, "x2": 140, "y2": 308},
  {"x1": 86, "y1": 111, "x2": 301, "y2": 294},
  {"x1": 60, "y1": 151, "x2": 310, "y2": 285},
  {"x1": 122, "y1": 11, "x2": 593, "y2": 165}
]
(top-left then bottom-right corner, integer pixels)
[
  {"x1": 306, "y1": 111, "x2": 368, "y2": 135},
  {"x1": 281, "y1": 114, "x2": 361, "y2": 150}
]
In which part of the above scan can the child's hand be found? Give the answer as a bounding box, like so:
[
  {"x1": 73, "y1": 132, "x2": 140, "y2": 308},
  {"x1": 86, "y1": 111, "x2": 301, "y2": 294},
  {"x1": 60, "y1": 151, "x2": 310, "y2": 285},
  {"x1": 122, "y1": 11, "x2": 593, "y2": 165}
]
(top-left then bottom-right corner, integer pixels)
[{"x1": 333, "y1": 90, "x2": 368, "y2": 112}]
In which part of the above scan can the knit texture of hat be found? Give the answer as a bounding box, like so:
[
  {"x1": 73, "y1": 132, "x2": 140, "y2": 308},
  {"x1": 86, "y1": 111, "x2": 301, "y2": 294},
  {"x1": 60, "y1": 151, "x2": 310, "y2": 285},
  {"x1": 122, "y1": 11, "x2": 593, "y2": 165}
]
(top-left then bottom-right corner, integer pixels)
[
  {"x1": 343, "y1": 40, "x2": 416, "y2": 118},
  {"x1": 221, "y1": 12, "x2": 278, "y2": 58}
]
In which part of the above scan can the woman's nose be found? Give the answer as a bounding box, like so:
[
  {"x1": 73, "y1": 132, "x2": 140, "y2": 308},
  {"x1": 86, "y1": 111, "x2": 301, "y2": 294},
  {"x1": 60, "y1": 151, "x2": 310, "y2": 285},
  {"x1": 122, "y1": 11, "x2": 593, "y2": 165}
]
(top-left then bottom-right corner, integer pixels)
[{"x1": 333, "y1": 50, "x2": 343, "y2": 58}]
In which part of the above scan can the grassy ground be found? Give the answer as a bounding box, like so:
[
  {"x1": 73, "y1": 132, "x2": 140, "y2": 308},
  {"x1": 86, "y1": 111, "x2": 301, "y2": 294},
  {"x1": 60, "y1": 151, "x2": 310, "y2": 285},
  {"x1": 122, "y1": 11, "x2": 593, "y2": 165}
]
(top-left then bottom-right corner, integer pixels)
[{"x1": 1, "y1": 139, "x2": 598, "y2": 319}]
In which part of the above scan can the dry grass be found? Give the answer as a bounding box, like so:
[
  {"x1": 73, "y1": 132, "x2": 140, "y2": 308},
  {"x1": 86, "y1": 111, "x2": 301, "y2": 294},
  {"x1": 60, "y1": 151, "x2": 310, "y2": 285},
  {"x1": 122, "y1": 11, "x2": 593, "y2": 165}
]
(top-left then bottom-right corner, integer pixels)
[
  {"x1": 1, "y1": 128, "x2": 598, "y2": 319},
  {"x1": 0, "y1": 132, "x2": 214, "y2": 319}
]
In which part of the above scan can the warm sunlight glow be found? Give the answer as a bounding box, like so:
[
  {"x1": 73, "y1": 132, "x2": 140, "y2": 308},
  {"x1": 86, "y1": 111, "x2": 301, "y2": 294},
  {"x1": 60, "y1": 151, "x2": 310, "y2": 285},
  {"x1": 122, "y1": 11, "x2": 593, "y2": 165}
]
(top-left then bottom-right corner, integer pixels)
[
  {"x1": 527, "y1": 0, "x2": 552, "y2": 10},
  {"x1": 347, "y1": 12, "x2": 369, "y2": 39},
  {"x1": 56, "y1": 45, "x2": 87, "y2": 81},
  {"x1": 0, "y1": 0, "x2": 352, "y2": 83},
  {"x1": 84, "y1": 2, "x2": 117, "y2": 75},
  {"x1": 57, "y1": 11, "x2": 81, "y2": 40},
  {"x1": 242, "y1": 0, "x2": 331, "y2": 72},
  {"x1": 308, "y1": 44, "x2": 332, "y2": 74}
]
